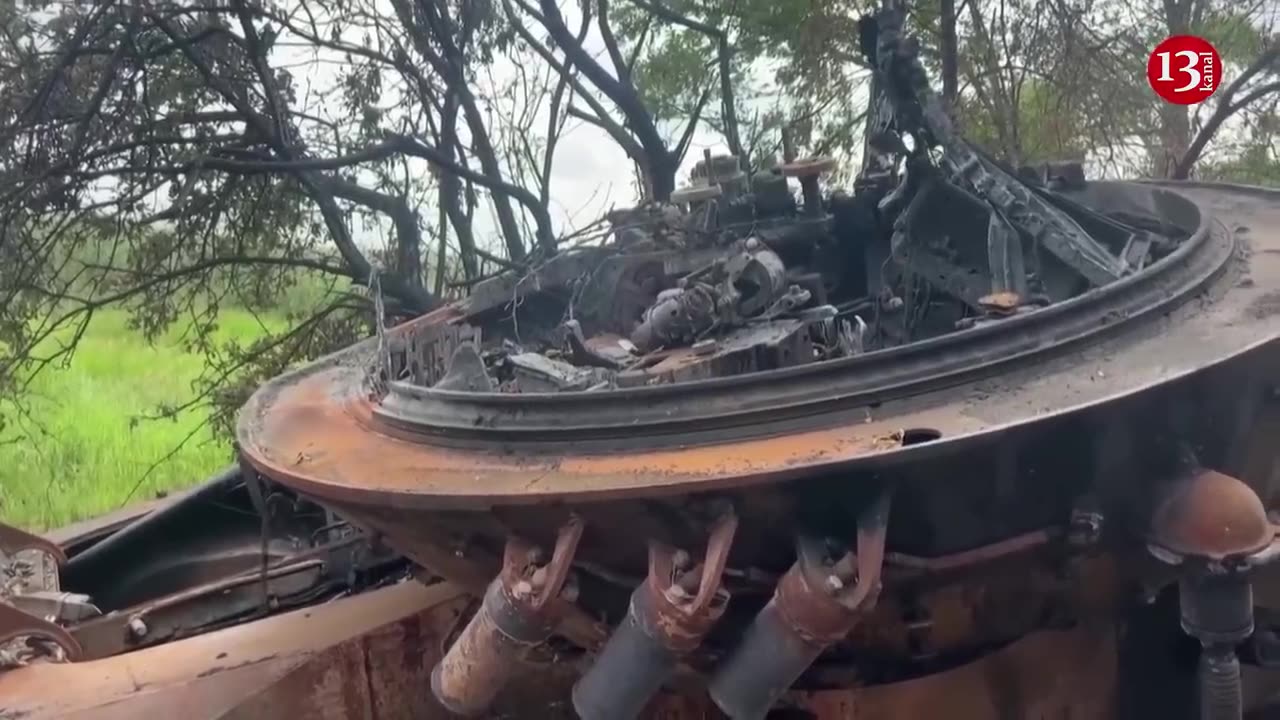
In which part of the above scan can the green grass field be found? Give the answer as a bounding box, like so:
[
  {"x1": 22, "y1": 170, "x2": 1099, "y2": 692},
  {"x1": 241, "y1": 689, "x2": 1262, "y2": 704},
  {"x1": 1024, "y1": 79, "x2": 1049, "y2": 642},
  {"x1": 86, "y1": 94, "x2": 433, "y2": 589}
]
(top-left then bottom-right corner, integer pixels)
[{"x1": 0, "y1": 309, "x2": 281, "y2": 531}]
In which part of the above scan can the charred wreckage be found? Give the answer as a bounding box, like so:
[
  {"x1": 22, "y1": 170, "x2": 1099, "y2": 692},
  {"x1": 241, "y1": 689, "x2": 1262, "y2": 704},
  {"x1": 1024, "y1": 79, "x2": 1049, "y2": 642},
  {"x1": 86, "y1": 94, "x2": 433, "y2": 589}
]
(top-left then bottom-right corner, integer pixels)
[{"x1": 7, "y1": 8, "x2": 1280, "y2": 720}]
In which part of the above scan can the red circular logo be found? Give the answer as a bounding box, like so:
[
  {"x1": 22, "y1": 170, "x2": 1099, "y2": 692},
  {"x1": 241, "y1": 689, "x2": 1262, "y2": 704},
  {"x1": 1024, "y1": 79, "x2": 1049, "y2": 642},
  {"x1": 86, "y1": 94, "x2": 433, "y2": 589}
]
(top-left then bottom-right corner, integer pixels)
[{"x1": 1147, "y1": 35, "x2": 1221, "y2": 105}]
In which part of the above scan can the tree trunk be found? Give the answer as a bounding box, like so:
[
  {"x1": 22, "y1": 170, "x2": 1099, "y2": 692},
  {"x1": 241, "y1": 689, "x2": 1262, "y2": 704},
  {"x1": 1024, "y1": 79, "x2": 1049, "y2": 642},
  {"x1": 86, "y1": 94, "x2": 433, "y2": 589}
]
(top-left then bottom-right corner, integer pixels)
[
  {"x1": 964, "y1": 0, "x2": 1021, "y2": 165},
  {"x1": 434, "y1": 194, "x2": 449, "y2": 296},
  {"x1": 650, "y1": 153, "x2": 677, "y2": 202},
  {"x1": 388, "y1": 0, "x2": 528, "y2": 261},
  {"x1": 537, "y1": 0, "x2": 676, "y2": 202},
  {"x1": 455, "y1": 82, "x2": 529, "y2": 261},
  {"x1": 323, "y1": 178, "x2": 425, "y2": 291},
  {"x1": 940, "y1": 0, "x2": 959, "y2": 107},
  {"x1": 397, "y1": 209, "x2": 423, "y2": 289},
  {"x1": 1156, "y1": 0, "x2": 1194, "y2": 177},
  {"x1": 1157, "y1": 103, "x2": 1191, "y2": 177},
  {"x1": 439, "y1": 93, "x2": 479, "y2": 279}
]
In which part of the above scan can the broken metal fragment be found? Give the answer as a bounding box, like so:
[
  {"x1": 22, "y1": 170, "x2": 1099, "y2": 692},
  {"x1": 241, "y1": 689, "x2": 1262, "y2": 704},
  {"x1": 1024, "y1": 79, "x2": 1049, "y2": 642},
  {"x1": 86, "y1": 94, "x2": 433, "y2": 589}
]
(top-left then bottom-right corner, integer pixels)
[
  {"x1": 631, "y1": 285, "x2": 720, "y2": 353},
  {"x1": 563, "y1": 319, "x2": 626, "y2": 370},
  {"x1": 508, "y1": 353, "x2": 601, "y2": 392},
  {"x1": 433, "y1": 344, "x2": 494, "y2": 392}
]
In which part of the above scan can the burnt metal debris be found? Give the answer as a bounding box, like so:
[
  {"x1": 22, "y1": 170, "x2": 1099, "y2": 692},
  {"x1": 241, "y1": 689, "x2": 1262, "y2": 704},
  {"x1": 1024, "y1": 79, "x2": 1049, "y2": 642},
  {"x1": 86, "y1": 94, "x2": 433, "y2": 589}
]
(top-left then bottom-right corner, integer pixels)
[
  {"x1": 228, "y1": 5, "x2": 1280, "y2": 720},
  {"x1": 0, "y1": 523, "x2": 84, "y2": 665},
  {"x1": 11, "y1": 5, "x2": 1280, "y2": 720},
  {"x1": 366, "y1": 7, "x2": 1176, "y2": 404},
  {"x1": 431, "y1": 518, "x2": 585, "y2": 716},
  {"x1": 708, "y1": 490, "x2": 891, "y2": 718},
  {"x1": 1, "y1": 468, "x2": 411, "y2": 671},
  {"x1": 573, "y1": 508, "x2": 738, "y2": 719}
]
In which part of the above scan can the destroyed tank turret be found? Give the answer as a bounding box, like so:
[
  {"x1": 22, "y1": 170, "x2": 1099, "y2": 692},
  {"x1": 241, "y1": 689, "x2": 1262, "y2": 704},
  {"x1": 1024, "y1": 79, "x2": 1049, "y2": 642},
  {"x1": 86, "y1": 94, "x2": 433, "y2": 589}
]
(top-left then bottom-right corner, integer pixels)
[{"x1": 233, "y1": 7, "x2": 1280, "y2": 720}]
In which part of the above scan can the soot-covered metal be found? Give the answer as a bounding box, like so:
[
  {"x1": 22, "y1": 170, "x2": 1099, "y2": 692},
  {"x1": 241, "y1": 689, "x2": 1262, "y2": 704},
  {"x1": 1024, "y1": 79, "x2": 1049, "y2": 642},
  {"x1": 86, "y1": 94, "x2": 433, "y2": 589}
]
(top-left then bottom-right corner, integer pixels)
[
  {"x1": 223, "y1": 7, "x2": 1280, "y2": 720},
  {"x1": 12, "y1": 6, "x2": 1280, "y2": 720},
  {"x1": 370, "y1": 7, "x2": 1180, "y2": 409}
]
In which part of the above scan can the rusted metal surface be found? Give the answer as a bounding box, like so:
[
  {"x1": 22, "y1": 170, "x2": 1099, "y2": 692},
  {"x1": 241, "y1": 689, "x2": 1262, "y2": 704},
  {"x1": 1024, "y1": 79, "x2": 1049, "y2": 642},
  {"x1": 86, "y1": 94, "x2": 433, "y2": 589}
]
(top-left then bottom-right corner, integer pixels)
[
  {"x1": 1138, "y1": 463, "x2": 1280, "y2": 719},
  {"x1": 707, "y1": 492, "x2": 890, "y2": 718},
  {"x1": 644, "y1": 509, "x2": 737, "y2": 650},
  {"x1": 0, "y1": 601, "x2": 83, "y2": 662},
  {"x1": 977, "y1": 290, "x2": 1021, "y2": 314},
  {"x1": 230, "y1": 303, "x2": 1280, "y2": 707},
  {"x1": 0, "y1": 575, "x2": 1130, "y2": 720},
  {"x1": 885, "y1": 527, "x2": 1058, "y2": 573},
  {"x1": 338, "y1": 503, "x2": 609, "y2": 651},
  {"x1": 20, "y1": 15, "x2": 1280, "y2": 717},
  {"x1": 0, "y1": 520, "x2": 83, "y2": 664},
  {"x1": 430, "y1": 586, "x2": 525, "y2": 716},
  {"x1": 0, "y1": 521, "x2": 67, "y2": 565},
  {"x1": 640, "y1": 625, "x2": 1119, "y2": 719},
  {"x1": 234, "y1": 186, "x2": 1280, "y2": 509},
  {"x1": 790, "y1": 622, "x2": 1119, "y2": 719},
  {"x1": 234, "y1": 249, "x2": 1280, "y2": 715},
  {"x1": 65, "y1": 522, "x2": 402, "y2": 660},
  {"x1": 777, "y1": 156, "x2": 837, "y2": 178},
  {"x1": 346, "y1": 7, "x2": 1210, "y2": 457},
  {"x1": 0, "y1": 580, "x2": 469, "y2": 720},
  {"x1": 1150, "y1": 469, "x2": 1275, "y2": 561},
  {"x1": 521, "y1": 517, "x2": 585, "y2": 613},
  {"x1": 780, "y1": 491, "x2": 891, "y2": 645},
  {"x1": 572, "y1": 510, "x2": 737, "y2": 719},
  {"x1": 370, "y1": 181, "x2": 1216, "y2": 445},
  {"x1": 227, "y1": 120, "x2": 1280, "y2": 720},
  {"x1": 838, "y1": 552, "x2": 1124, "y2": 669},
  {"x1": 71, "y1": 559, "x2": 324, "y2": 659},
  {"x1": 772, "y1": 546, "x2": 853, "y2": 640},
  {"x1": 431, "y1": 518, "x2": 584, "y2": 715},
  {"x1": 1145, "y1": 467, "x2": 1280, "y2": 719}
]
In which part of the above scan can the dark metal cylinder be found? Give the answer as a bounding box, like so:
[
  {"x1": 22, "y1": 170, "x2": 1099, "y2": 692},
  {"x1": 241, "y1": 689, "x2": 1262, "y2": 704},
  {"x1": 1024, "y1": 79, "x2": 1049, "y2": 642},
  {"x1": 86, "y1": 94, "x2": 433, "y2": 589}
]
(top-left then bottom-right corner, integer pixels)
[
  {"x1": 1199, "y1": 647, "x2": 1243, "y2": 720},
  {"x1": 1180, "y1": 575, "x2": 1254, "y2": 644},
  {"x1": 800, "y1": 177, "x2": 823, "y2": 217},
  {"x1": 431, "y1": 579, "x2": 550, "y2": 716},
  {"x1": 1178, "y1": 574, "x2": 1253, "y2": 720},
  {"x1": 706, "y1": 598, "x2": 826, "y2": 720},
  {"x1": 572, "y1": 587, "x2": 678, "y2": 720}
]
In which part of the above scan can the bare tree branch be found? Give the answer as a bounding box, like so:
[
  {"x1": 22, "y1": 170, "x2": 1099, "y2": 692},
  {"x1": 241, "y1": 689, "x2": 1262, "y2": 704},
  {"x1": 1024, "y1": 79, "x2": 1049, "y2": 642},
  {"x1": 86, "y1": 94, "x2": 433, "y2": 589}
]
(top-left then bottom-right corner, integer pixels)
[
  {"x1": 629, "y1": 0, "x2": 743, "y2": 160},
  {"x1": 1174, "y1": 45, "x2": 1280, "y2": 179}
]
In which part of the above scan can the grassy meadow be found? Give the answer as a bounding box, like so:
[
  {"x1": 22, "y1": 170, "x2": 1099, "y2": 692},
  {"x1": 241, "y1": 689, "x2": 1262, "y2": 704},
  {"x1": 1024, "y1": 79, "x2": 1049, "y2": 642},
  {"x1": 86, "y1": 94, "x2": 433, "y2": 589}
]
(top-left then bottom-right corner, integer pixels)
[{"x1": 0, "y1": 308, "x2": 284, "y2": 531}]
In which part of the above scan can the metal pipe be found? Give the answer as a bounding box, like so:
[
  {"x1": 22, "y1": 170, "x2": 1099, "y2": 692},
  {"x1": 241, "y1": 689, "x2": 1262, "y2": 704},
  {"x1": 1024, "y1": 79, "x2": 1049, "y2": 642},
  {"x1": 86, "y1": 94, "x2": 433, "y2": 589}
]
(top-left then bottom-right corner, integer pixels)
[
  {"x1": 571, "y1": 583, "x2": 689, "y2": 720},
  {"x1": 708, "y1": 491, "x2": 891, "y2": 719},
  {"x1": 573, "y1": 512, "x2": 737, "y2": 720},
  {"x1": 430, "y1": 578, "x2": 552, "y2": 715},
  {"x1": 1180, "y1": 574, "x2": 1253, "y2": 720},
  {"x1": 706, "y1": 589, "x2": 832, "y2": 720},
  {"x1": 800, "y1": 177, "x2": 823, "y2": 217},
  {"x1": 430, "y1": 518, "x2": 583, "y2": 716}
]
